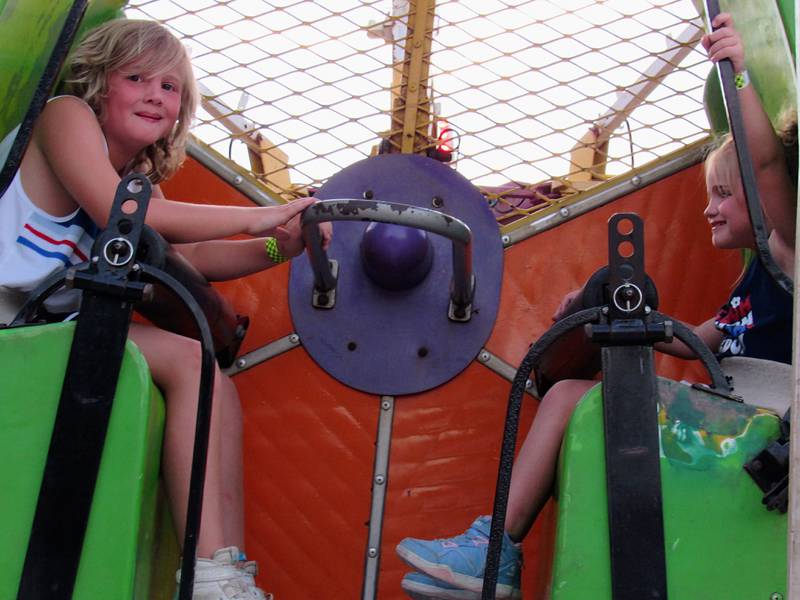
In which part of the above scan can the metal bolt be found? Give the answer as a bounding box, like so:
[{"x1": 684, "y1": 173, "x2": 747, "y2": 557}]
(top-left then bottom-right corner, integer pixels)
[
  {"x1": 375, "y1": 474, "x2": 385, "y2": 485},
  {"x1": 317, "y1": 294, "x2": 329, "y2": 306},
  {"x1": 233, "y1": 175, "x2": 243, "y2": 185},
  {"x1": 432, "y1": 196, "x2": 444, "y2": 208},
  {"x1": 236, "y1": 358, "x2": 247, "y2": 369},
  {"x1": 479, "y1": 351, "x2": 490, "y2": 362},
  {"x1": 501, "y1": 235, "x2": 510, "y2": 245},
  {"x1": 289, "y1": 334, "x2": 300, "y2": 344},
  {"x1": 631, "y1": 175, "x2": 641, "y2": 187},
  {"x1": 363, "y1": 190, "x2": 374, "y2": 199},
  {"x1": 525, "y1": 379, "x2": 533, "y2": 389},
  {"x1": 559, "y1": 207, "x2": 569, "y2": 218},
  {"x1": 367, "y1": 548, "x2": 378, "y2": 558},
  {"x1": 381, "y1": 400, "x2": 391, "y2": 410}
]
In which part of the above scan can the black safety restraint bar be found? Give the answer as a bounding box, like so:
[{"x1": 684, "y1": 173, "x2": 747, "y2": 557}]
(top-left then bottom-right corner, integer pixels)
[
  {"x1": 17, "y1": 174, "x2": 151, "y2": 600},
  {"x1": 0, "y1": 0, "x2": 88, "y2": 199}
]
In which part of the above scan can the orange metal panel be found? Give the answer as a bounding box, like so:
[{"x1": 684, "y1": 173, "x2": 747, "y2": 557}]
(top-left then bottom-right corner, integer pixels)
[
  {"x1": 487, "y1": 164, "x2": 744, "y2": 384},
  {"x1": 235, "y1": 348, "x2": 378, "y2": 599}
]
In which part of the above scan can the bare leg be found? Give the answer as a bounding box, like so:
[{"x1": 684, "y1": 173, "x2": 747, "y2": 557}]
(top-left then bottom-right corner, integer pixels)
[
  {"x1": 129, "y1": 323, "x2": 243, "y2": 558},
  {"x1": 219, "y1": 374, "x2": 245, "y2": 549},
  {"x1": 504, "y1": 379, "x2": 596, "y2": 542}
]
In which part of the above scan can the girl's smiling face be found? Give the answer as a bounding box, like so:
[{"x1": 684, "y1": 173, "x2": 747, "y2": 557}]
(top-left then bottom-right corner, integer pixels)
[
  {"x1": 704, "y1": 143, "x2": 755, "y2": 251},
  {"x1": 100, "y1": 58, "x2": 183, "y2": 156},
  {"x1": 704, "y1": 178, "x2": 754, "y2": 250}
]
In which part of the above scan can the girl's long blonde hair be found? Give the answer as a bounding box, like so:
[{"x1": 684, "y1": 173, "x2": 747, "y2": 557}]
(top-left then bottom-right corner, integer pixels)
[{"x1": 65, "y1": 19, "x2": 198, "y2": 183}]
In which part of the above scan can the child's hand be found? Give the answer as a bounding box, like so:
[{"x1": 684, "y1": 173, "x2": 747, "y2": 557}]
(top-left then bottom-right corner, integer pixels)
[
  {"x1": 552, "y1": 288, "x2": 582, "y2": 322},
  {"x1": 701, "y1": 12, "x2": 745, "y2": 74},
  {"x1": 273, "y1": 212, "x2": 333, "y2": 258},
  {"x1": 247, "y1": 197, "x2": 316, "y2": 238}
]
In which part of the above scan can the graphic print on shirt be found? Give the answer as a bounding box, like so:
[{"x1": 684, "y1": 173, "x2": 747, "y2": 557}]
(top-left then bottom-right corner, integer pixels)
[
  {"x1": 16, "y1": 209, "x2": 97, "y2": 267},
  {"x1": 714, "y1": 293, "x2": 753, "y2": 356}
]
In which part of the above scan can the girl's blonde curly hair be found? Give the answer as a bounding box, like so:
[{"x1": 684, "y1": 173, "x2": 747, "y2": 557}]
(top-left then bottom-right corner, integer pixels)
[{"x1": 65, "y1": 19, "x2": 198, "y2": 184}]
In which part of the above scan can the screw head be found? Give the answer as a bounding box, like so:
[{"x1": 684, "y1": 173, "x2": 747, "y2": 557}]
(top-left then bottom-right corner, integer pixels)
[
  {"x1": 375, "y1": 474, "x2": 385, "y2": 485},
  {"x1": 559, "y1": 207, "x2": 569, "y2": 217},
  {"x1": 501, "y1": 235, "x2": 510, "y2": 245},
  {"x1": 236, "y1": 358, "x2": 247, "y2": 369},
  {"x1": 367, "y1": 547, "x2": 378, "y2": 558},
  {"x1": 289, "y1": 334, "x2": 300, "y2": 344}
]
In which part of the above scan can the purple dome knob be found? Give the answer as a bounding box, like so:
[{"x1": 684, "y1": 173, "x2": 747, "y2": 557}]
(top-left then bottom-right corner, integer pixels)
[{"x1": 360, "y1": 222, "x2": 434, "y2": 290}]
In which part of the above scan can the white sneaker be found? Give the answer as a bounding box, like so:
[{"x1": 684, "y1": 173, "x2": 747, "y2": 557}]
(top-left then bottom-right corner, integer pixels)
[{"x1": 175, "y1": 546, "x2": 273, "y2": 600}]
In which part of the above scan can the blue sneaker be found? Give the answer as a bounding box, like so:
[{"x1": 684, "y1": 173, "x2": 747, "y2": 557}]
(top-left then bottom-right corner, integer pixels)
[
  {"x1": 401, "y1": 571, "x2": 480, "y2": 599},
  {"x1": 396, "y1": 516, "x2": 522, "y2": 599}
]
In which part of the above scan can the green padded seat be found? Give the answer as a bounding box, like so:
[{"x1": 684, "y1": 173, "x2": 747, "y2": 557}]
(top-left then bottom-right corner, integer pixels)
[
  {"x1": 551, "y1": 379, "x2": 786, "y2": 599},
  {"x1": 0, "y1": 322, "x2": 175, "y2": 600}
]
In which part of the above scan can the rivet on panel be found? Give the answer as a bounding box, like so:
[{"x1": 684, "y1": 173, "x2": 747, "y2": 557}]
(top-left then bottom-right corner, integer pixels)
[
  {"x1": 479, "y1": 351, "x2": 490, "y2": 363},
  {"x1": 289, "y1": 334, "x2": 300, "y2": 344},
  {"x1": 381, "y1": 400, "x2": 391, "y2": 410},
  {"x1": 368, "y1": 548, "x2": 378, "y2": 558},
  {"x1": 559, "y1": 207, "x2": 569, "y2": 218},
  {"x1": 501, "y1": 235, "x2": 510, "y2": 245},
  {"x1": 375, "y1": 474, "x2": 385, "y2": 485},
  {"x1": 233, "y1": 175, "x2": 243, "y2": 185},
  {"x1": 236, "y1": 358, "x2": 247, "y2": 369}
]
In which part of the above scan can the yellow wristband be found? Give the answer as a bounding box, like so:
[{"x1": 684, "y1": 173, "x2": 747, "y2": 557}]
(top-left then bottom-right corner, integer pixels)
[
  {"x1": 265, "y1": 237, "x2": 288, "y2": 264},
  {"x1": 734, "y1": 70, "x2": 750, "y2": 90}
]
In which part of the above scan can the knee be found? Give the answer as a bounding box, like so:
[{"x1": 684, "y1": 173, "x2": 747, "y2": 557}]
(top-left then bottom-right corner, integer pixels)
[
  {"x1": 150, "y1": 335, "x2": 227, "y2": 395},
  {"x1": 541, "y1": 379, "x2": 595, "y2": 417}
]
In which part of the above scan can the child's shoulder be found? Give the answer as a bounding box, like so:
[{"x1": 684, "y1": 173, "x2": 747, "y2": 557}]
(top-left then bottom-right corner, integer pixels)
[
  {"x1": 43, "y1": 95, "x2": 96, "y2": 120},
  {"x1": 34, "y1": 95, "x2": 103, "y2": 149}
]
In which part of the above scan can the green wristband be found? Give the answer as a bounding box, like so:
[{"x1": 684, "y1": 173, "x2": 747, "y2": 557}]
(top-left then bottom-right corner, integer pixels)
[
  {"x1": 265, "y1": 237, "x2": 288, "y2": 264},
  {"x1": 734, "y1": 70, "x2": 750, "y2": 90}
]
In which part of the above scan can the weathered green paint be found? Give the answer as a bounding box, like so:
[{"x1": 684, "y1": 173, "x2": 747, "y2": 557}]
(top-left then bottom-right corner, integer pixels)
[
  {"x1": 701, "y1": 0, "x2": 797, "y2": 134},
  {"x1": 0, "y1": 322, "x2": 175, "y2": 600},
  {"x1": 551, "y1": 380, "x2": 787, "y2": 599}
]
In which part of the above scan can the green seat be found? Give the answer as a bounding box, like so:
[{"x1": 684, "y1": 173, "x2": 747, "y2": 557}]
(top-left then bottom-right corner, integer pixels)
[
  {"x1": 0, "y1": 0, "x2": 126, "y2": 171},
  {"x1": 0, "y1": 322, "x2": 176, "y2": 600},
  {"x1": 551, "y1": 379, "x2": 786, "y2": 599}
]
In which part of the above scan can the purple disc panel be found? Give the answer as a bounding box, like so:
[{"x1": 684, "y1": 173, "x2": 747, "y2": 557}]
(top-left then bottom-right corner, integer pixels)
[{"x1": 288, "y1": 154, "x2": 503, "y2": 396}]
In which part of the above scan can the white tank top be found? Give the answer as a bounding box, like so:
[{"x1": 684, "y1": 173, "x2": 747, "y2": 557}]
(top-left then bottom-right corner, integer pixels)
[{"x1": 0, "y1": 99, "x2": 101, "y2": 322}]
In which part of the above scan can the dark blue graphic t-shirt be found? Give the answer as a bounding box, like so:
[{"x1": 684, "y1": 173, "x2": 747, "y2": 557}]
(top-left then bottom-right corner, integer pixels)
[{"x1": 714, "y1": 259, "x2": 792, "y2": 364}]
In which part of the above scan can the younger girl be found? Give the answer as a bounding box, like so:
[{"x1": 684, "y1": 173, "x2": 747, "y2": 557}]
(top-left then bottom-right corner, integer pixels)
[
  {"x1": 0, "y1": 19, "x2": 330, "y2": 600},
  {"x1": 395, "y1": 13, "x2": 795, "y2": 599}
]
